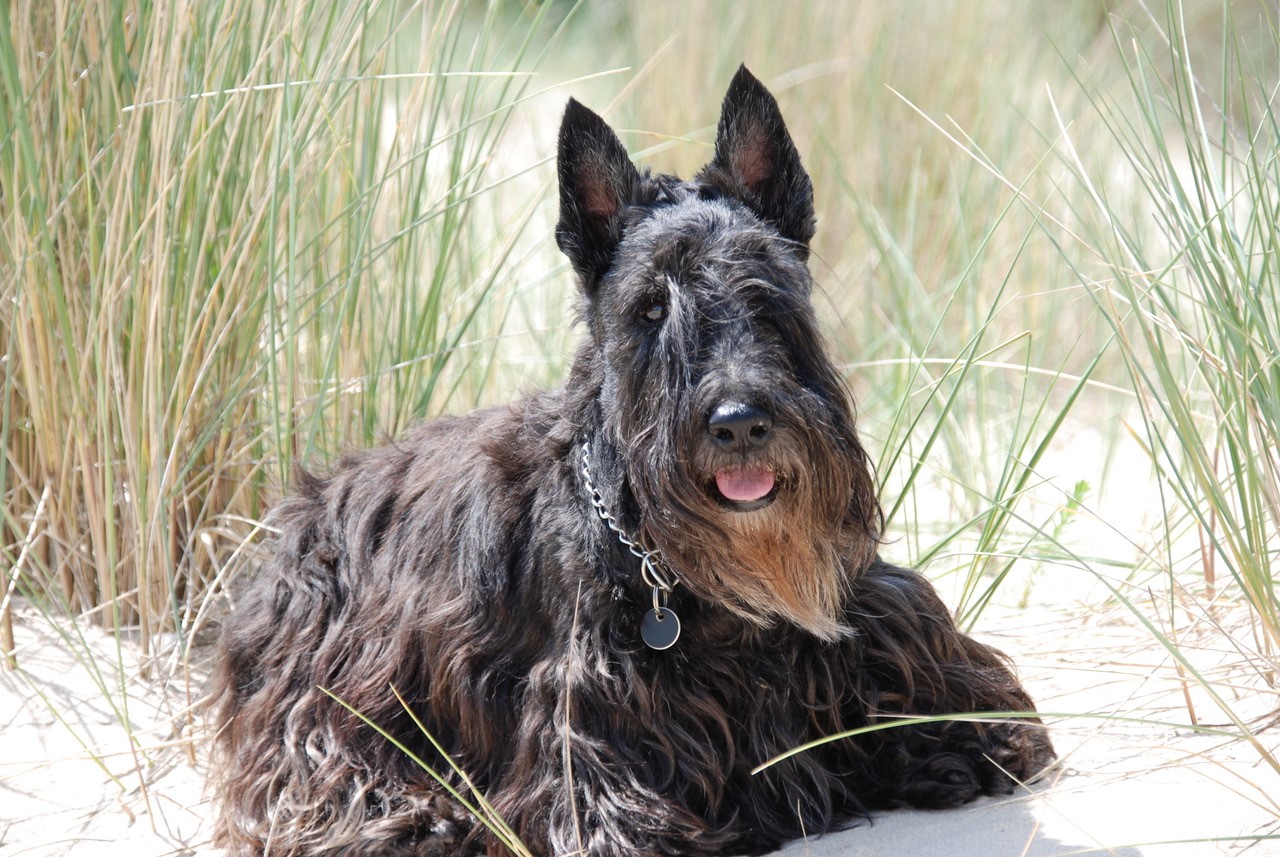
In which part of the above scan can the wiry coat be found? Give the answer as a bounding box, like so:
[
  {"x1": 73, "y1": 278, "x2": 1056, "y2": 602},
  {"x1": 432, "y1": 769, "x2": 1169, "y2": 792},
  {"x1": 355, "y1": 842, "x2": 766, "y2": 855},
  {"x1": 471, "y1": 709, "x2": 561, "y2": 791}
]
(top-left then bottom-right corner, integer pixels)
[{"x1": 211, "y1": 66, "x2": 1054, "y2": 857}]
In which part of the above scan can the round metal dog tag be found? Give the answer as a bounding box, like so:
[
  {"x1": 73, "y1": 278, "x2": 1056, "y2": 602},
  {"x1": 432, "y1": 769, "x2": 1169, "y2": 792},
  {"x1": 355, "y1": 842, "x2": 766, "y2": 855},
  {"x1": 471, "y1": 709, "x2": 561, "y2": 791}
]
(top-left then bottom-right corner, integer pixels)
[{"x1": 641, "y1": 607, "x2": 681, "y2": 650}]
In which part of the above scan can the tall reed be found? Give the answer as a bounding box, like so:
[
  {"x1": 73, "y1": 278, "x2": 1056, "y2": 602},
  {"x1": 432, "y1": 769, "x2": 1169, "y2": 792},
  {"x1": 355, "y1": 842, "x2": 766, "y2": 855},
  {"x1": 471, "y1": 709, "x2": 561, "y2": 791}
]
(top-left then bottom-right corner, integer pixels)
[
  {"x1": 1056, "y1": 0, "x2": 1280, "y2": 651},
  {"x1": 1, "y1": 0, "x2": 565, "y2": 660}
]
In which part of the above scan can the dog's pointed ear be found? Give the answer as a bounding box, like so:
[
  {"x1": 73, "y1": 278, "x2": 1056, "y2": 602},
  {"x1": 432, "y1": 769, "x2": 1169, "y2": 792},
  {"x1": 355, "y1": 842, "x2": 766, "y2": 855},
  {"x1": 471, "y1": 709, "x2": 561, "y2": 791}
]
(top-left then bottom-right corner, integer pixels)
[
  {"x1": 556, "y1": 99, "x2": 641, "y2": 289},
  {"x1": 703, "y1": 65, "x2": 815, "y2": 255}
]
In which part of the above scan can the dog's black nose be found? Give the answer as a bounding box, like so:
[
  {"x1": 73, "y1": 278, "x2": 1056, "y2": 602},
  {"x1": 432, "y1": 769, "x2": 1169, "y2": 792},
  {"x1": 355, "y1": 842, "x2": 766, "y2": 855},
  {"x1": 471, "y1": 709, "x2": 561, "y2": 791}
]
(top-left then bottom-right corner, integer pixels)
[{"x1": 708, "y1": 401, "x2": 774, "y2": 450}]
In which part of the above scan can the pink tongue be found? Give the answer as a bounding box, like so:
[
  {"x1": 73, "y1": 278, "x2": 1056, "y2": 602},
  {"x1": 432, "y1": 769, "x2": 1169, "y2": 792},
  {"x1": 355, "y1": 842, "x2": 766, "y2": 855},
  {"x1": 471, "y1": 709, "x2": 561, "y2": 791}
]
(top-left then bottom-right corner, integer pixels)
[{"x1": 715, "y1": 467, "x2": 776, "y2": 503}]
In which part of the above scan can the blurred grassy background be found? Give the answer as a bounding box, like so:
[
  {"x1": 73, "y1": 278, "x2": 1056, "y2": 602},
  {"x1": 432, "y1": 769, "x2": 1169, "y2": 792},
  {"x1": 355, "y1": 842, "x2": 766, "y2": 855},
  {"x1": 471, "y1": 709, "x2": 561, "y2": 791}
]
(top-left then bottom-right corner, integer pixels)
[{"x1": 1, "y1": 0, "x2": 1277, "y2": 773}]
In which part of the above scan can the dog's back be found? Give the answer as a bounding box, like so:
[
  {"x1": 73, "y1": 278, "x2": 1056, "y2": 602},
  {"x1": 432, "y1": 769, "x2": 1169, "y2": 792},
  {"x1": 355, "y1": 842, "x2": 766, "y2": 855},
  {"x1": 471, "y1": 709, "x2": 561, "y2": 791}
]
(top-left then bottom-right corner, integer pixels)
[{"x1": 213, "y1": 403, "x2": 548, "y2": 855}]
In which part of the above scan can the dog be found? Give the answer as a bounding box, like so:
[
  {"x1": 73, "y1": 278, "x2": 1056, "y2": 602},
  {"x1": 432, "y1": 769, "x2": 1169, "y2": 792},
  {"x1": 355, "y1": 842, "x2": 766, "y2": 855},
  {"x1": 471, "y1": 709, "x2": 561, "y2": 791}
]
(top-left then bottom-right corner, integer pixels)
[{"x1": 211, "y1": 65, "x2": 1054, "y2": 857}]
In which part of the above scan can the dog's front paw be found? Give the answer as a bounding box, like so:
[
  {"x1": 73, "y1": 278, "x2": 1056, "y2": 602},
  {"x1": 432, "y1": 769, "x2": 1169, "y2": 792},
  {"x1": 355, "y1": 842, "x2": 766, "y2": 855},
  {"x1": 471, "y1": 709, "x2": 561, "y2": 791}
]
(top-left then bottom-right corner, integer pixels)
[
  {"x1": 898, "y1": 751, "x2": 983, "y2": 808},
  {"x1": 893, "y1": 719, "x2": 1056, "y2": 809},
  {"x1": 982, "y1": 719, "x2": 1056, "y2": 789}
]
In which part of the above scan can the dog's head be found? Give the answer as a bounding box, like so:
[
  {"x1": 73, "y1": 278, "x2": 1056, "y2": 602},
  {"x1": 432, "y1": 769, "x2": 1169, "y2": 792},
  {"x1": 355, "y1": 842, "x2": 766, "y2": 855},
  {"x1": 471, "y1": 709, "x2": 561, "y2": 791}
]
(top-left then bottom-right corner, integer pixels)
[{"x1": 558, "y1": 66, "x2": 881, "y2": 640}]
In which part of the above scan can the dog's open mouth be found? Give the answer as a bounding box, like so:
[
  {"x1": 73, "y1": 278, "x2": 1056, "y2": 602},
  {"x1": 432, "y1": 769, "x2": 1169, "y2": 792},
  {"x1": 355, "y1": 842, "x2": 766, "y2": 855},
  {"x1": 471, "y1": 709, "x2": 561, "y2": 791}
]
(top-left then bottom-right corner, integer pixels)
[{"x1": 712, "y1": 466, "x2": 778, "y2": 511}]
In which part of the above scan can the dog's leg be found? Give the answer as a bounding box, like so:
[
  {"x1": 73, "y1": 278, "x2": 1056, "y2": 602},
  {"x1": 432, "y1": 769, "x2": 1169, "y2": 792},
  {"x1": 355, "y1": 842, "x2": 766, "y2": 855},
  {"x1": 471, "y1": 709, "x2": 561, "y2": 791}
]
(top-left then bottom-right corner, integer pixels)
[
  {"x1": 840, "y1": 561, "x2": 1055, "y2": 809},
  {"x1": 486, "y1": 642, "x2": 758, "y2": 857}
]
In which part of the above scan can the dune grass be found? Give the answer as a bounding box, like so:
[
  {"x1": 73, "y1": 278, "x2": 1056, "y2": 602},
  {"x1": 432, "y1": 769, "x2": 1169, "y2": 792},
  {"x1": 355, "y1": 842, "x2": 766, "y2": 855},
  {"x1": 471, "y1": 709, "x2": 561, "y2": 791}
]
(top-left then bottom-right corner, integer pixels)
[
  {"x1": 1064, "y1": 1, "x2": 1280, "y2": 653},
  {"x1": 1, "y1": 0, "x2": 571, "y2": 657},
  {"x1": 1, "y1": 0, "x2": 1277, "y2": 840}
]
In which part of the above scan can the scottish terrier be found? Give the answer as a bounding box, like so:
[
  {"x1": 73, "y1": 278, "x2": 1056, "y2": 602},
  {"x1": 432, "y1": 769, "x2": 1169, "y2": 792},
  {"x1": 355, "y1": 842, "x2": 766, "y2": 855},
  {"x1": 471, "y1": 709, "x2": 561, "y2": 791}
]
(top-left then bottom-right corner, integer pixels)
[{"x1": 211, "y1": 65, "x2": 1054, "y2": 857}]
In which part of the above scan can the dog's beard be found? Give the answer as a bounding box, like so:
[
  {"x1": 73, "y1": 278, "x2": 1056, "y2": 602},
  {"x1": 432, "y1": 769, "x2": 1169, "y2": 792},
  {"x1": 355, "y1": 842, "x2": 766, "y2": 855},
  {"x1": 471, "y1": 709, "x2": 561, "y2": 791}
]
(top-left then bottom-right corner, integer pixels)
[
  {"x1": 640, "y1": 450, "x2": 871, "y2": 642},
  {"x1": 702, "y1": 501, "x2": 853, "y2": 641}
]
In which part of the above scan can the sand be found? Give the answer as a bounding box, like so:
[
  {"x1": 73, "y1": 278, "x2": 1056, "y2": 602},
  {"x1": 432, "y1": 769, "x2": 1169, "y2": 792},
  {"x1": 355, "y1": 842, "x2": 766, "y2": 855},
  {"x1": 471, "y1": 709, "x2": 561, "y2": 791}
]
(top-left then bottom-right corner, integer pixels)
[{"x1": 3, "y1": 598, "x2": 1278, "y2": 857}]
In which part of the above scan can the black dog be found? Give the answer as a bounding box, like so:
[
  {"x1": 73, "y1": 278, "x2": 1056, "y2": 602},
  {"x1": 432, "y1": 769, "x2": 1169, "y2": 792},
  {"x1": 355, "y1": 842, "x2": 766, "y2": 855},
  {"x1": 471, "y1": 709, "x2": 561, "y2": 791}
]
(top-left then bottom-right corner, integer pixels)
[{"x1": 211, "y1": 66, "x2": 1054, "y2": 857}]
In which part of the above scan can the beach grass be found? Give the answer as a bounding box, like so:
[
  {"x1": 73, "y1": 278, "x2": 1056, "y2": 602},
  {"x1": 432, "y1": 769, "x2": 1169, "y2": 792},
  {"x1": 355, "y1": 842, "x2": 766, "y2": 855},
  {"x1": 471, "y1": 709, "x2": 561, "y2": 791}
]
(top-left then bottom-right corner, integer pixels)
[{"x1": 1, "y1": 0, "x2": 1277, "y2": 832}]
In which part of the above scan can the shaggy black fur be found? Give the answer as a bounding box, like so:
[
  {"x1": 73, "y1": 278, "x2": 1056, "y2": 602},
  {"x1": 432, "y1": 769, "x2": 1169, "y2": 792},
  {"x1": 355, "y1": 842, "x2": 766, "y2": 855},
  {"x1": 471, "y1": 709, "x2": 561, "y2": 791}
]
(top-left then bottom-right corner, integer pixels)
[{"x1": 211, "y1": 66, "x2": 1055, "y2": 857}]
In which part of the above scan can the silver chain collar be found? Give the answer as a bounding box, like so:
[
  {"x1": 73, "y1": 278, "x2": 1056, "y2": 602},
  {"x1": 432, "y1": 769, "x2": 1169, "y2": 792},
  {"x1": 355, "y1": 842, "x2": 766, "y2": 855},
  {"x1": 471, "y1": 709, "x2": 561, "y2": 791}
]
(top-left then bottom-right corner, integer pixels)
[
  {"x1": 580, "y1": 440, "x2": 680, "y2": 605},
  {"x1": 580, "y1": 441, "x2": 684, "y2": 650}
]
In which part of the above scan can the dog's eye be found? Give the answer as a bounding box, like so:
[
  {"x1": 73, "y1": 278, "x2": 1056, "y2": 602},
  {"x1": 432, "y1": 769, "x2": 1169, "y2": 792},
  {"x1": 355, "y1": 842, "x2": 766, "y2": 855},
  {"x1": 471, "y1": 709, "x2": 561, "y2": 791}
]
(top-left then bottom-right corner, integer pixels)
[{"x1": 642, "y1": 302, "x2": 667, "y2": 323}]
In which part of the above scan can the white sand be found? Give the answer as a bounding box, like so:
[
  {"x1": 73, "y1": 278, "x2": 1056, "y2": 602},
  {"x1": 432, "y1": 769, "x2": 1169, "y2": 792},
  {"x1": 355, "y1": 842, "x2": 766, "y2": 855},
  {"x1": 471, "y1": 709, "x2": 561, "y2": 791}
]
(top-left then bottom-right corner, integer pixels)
[
  {"x1": 776, "y1": 608, "x2": 1280, "y2": 856},
  {"x1": 3, "y1": 599, "x2": 1278, "y2": 857},
  {"x1": 1, "y1": 603, "x2": 214, "y2": 856}
]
